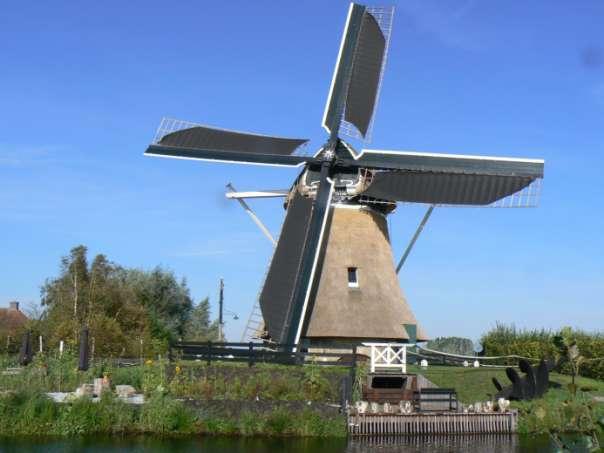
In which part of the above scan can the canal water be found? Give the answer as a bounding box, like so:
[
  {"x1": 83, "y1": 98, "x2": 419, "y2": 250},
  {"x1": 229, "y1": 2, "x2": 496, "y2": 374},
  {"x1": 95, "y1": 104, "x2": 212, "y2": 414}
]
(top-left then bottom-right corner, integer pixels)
[{"x1": 0, "y1": 434, "x2": 557, "y2": 452}]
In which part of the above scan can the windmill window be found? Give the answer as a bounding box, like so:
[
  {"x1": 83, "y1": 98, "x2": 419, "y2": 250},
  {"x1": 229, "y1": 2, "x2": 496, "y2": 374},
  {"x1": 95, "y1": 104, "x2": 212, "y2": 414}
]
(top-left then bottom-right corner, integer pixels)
[{"x1": 347, "y1": 267, "x2": 359, "y2": 287}]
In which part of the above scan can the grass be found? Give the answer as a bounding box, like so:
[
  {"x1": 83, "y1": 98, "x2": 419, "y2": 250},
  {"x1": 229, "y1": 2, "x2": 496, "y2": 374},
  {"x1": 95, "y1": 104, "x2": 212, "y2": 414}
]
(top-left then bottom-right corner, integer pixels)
[
  {"x1": 406, "y1": 364, "x2": 604, "y2": 404},
  {"x1": 0, "y1": 390, "x2": 345, "y2": 437},
  {"x1": 198, "y1": 409, "x2": 345, "y2": 437}
]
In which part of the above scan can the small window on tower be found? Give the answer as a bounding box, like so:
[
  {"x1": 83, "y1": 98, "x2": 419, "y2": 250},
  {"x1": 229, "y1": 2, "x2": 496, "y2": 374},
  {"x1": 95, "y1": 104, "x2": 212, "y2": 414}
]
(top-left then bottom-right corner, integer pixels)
[{"x1": 347, "y1": 267, "x2": 359, "y2": 288}]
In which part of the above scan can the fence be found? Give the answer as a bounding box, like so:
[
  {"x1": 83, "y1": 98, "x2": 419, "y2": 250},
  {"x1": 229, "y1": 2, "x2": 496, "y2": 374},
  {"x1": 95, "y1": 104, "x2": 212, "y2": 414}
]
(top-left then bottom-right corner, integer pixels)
[{"x1": 170, "y1": 341, "x2": 360, "y2": 367}]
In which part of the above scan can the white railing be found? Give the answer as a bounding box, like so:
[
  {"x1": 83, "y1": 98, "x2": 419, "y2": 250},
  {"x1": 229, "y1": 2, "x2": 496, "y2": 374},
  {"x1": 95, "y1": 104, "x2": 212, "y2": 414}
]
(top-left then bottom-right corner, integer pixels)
[{"x1": 363, "y1": 343, "x2": 415, "y2": 373}]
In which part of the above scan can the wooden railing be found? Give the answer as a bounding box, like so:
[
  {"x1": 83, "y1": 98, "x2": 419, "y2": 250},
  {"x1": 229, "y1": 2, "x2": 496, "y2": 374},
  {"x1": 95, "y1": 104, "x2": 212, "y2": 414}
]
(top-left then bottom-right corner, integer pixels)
[{"x1": 169, "y1": 341, "x2": 360, "y2": 368}]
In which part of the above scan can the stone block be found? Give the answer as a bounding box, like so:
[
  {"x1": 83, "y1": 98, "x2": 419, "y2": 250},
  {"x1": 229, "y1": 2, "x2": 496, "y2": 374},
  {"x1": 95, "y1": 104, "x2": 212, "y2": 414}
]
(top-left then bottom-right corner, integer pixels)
[{"x1": 115, "y1": 385, "x2": 136, "y2": 398}]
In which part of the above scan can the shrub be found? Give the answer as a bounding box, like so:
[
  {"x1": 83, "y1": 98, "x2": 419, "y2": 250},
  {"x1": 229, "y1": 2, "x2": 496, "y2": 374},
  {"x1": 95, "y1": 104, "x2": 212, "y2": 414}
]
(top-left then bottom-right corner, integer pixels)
[
  {"x1": 139, "y1": 393, "x2": 196, "y2": 433},
  {"x1": 481, "y1": 323, "x2": 604, "y2": 380},
  {"x1": 265, "y1": 409, "x2": 293, "y2": 435},
  {"x1": 0, "y1": 391, "x2": 58, "y2": 435},
  {"x1": 517, "y1": 395, "x2": 601, "y2": 436}
]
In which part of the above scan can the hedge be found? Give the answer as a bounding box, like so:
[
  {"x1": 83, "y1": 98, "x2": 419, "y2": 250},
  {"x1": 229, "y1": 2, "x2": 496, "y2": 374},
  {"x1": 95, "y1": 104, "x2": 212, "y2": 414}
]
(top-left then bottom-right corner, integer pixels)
[{"x1": 481, "y1": 324, "x2": 604, "y2": 381}]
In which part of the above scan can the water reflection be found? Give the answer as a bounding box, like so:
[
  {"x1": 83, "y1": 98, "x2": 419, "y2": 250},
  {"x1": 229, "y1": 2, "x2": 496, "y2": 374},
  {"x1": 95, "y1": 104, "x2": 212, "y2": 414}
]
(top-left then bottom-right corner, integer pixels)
[
  {"x1": 348, "y1": 434, "x2": 553, "y2": 452},
  {"x1": 0, "y1": 434, "x2": 554, "y2": 453}
]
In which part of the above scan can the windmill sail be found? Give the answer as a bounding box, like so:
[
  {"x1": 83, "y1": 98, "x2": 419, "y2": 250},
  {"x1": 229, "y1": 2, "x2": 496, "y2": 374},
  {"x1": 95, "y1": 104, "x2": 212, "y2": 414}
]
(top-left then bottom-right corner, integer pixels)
[
  {"x1": 362, "y1": 172, "x2": 536, "y2": 205},
  {"x1": 146, "y1": 144, "x2": 312, "y2": 167},
  {"x1": 322, "y1": 4, "x2": 394, "y2": 141},
  {"x1": 345, "y1": 149, "x2": 544, "y2": 206},
  {"x1": 146, "y1": 118, "x2": 311, "y2": 167},
  {"x1": 259, "y1": 191, "x2": 313, "y2": 343},
  {"x1": 286, "y1": 171, "x2": 335, "y2": 346},
  {"x1": 348, "y1": 149, "x2": 544, "y2": 177}
]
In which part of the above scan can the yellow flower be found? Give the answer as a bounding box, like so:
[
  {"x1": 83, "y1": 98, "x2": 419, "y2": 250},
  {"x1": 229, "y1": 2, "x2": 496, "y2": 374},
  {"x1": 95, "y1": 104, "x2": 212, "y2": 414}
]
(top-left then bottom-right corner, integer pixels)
[
  {"x1": 175, "y1": 366, "x2": 181, "y2": 375},
  {"x1": 145, "y1": 359, "x2": 153, "y2": 365}
]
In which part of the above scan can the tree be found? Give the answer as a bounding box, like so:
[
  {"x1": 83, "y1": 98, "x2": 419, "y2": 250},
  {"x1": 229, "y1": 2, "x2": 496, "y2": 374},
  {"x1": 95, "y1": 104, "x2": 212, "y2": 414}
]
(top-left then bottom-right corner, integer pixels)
[
  {"x1": 126, "y1": 268, "x2": 193, "y2": 342},
  {"x1": 183, "y1": 297, "x2": 219, "y2": 341},
  {"x1": 427, "y1": 336, "x2": 475, "y2": 356},
  {"x1": 68, "y1": 245, "x2": 89, "y2": 321},
  {"x1": 553, "y1": 326, "x2": 584, "y2": 396},
  {"x1": 40, "y1": 245, "x2": 91, "y2": 343},
  {"x1": 38, "y1": 245, "x2": 198, "y2": 356}
]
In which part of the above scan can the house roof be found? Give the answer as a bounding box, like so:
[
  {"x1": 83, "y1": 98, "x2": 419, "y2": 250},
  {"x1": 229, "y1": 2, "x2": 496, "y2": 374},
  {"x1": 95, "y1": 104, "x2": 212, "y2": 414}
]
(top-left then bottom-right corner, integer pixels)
[{"x1": 0, "y1": 306, "x2": 28, "y2": 334}]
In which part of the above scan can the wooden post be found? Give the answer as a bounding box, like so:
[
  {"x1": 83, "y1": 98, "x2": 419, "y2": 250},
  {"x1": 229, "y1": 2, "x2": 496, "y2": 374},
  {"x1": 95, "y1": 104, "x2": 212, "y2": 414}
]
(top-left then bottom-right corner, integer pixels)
[
  {"x1": 78, "y1": 328, "x2": 89, "y2": 371},
  {"x1": 350, "y1": 344, "x2": 358, "y2": 402},
  {"x1": 248, "y1": 342, "x2": 254, "y2": 367},
  {"x1": 59, "y1": 340, "x2": 64, "y2": 357},
  {"x1": 39, "y1": 335, "x2": 43, "y2": 353},
  {"x1": 207, "y1": 341, "x2": 212, "y2": 366}
]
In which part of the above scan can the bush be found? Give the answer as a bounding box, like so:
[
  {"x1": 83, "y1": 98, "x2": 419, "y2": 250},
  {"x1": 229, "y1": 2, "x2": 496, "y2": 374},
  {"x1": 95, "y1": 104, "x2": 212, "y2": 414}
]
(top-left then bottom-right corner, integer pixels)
[
  {"x1": 481, "y1": 323, "x2": 604, "y2": 380},
  {"x1": 427, "y1": 336, "x2": 475, "y2": 355},
  {"x1": 0, "y1": 391, "x2": 57, "y2": 435},
  {"x1": 517, "y1": 393, "x2": 602, "y2": 437},
  {"x1": 139, "y1": 393, "x2": 196, "y2": 433},
  {"x1": 0, "y1": 390, "x2": 197, "y2": 436}
]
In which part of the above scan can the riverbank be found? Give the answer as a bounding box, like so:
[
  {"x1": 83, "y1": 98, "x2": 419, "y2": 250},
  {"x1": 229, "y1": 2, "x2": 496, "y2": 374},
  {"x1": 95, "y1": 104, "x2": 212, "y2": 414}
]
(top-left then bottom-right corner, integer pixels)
[
  {"x1": 0, "y1": 355, "x2": 602, "y2": 438},
  {"x1": 0, "y1": 354, "x2": 348, "y2": 437},
  {"x1": 0, "y1": 391, "x2": 346, "y2": 437}
]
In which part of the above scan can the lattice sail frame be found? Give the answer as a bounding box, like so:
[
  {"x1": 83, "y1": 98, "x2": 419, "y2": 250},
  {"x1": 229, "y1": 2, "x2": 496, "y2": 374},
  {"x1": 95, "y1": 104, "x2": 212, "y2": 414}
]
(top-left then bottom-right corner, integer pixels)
[
  {"x1": 486, "y1": 177, "x2": 542, "y2": 208},
  {"x1": 339, "y1": 6, "x2": 395, "y2": 143},
  {"x1": 153, "y1": 117, "x2": 201, "y2": 144}
]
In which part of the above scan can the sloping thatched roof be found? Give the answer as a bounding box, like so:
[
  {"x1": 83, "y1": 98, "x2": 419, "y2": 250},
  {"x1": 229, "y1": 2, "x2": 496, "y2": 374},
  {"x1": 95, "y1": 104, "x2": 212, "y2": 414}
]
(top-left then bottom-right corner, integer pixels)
[
  {"x1": 0, "y1": 304, "x2": 28, "y2": 335},
  {"x1": 305, "y1": 206, "x2": 428, "y2": 342}
]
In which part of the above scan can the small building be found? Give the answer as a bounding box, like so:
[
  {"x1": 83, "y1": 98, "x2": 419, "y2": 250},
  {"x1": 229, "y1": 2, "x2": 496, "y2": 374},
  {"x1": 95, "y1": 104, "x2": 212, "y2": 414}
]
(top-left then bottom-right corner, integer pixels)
[{"x1": 0, "y1": 301, "x2": 28, "y2": 337}]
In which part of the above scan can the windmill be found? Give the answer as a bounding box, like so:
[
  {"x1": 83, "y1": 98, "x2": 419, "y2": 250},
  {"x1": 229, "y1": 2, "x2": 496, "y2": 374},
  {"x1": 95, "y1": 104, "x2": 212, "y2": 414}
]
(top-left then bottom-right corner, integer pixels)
[{"x1": 145, "y1": 3, "x2": 544, "y2": 350}]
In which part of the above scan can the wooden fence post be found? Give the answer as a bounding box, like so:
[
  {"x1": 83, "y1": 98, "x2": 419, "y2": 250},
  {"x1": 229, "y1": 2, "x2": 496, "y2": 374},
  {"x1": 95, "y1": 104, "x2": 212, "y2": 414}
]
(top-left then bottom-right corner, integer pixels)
[
  {"x1": 349, "y1": 344, "x2": 357, "y2": 403},
  {"x1": 248, "y1": 342, "x2": 254, "y2": 367},
  {"x1": 139, "y1": 338, "x2": 144, "y2": 365},
  {"x1": 295, "y1": 343, "x2": 305, "y2": 365}
]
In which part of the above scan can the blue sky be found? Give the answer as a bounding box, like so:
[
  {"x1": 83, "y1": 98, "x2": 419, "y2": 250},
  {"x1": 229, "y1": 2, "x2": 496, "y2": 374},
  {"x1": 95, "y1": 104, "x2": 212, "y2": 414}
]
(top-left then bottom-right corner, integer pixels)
[{"x1": 1, "y1": 1, "x2": 602, "y2": 342}]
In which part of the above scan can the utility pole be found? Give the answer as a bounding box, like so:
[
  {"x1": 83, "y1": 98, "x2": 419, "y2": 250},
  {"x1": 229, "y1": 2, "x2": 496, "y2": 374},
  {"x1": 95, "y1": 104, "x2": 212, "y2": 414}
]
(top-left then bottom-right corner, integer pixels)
[{"x1": 218, "y1": 278, "x2": 224, "y2": 342}]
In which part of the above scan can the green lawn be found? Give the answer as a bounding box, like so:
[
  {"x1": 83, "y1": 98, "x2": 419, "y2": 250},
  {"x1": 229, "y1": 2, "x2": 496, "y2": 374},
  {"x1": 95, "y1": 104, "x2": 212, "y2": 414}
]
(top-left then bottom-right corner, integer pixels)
[{"x1": 406, "y1": 364, "x2": 604, "y2": 404}]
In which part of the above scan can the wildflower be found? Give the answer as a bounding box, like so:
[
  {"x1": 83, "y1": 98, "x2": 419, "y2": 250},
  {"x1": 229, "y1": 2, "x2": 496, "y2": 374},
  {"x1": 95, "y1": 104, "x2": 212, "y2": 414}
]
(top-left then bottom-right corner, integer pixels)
[
  {"x1": 175, "y1": 366, "x2": 181, "y2": 375},
  {"x1": 145, "y1": 359, "x2": 153, "y2": 365}
]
